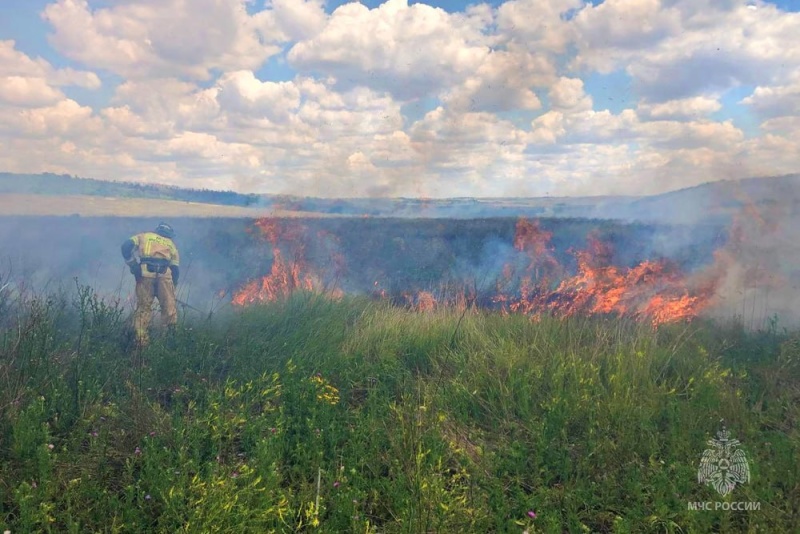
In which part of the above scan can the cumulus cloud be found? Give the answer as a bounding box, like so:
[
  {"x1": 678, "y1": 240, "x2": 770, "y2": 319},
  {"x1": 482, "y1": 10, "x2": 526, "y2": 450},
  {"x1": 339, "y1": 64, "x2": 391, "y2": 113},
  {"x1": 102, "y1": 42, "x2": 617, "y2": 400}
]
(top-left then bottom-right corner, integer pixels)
[
  {"x1": 440, "y1": 47, "x2": 550, "y2": 112},
  {"x1": 530, "y1": 109, "x2": 639, "y2": 146},
  {"x1": 496, "y1": 0, "x2": 584, "y2": 53},
  {"x1": 270, "y1": 0, "x2": 327, "y2": 41},
  {"x1": 759, "y1": 115, "x2": 800, "y2": 135},
  {"x1": 0, "y1": 76, "x2": 64, "y2": 107},
  {"x1": 572, "y1": 0, "x2": 800, "y2": 102},
  {"x1": 0, "y1": 40, "x2": 100, "y2": 88},
  {"x1": 0, "y1": 40, "x2": 100, "y2": 107},
  {"x1": 216, "y1": 71, "x2": 301, "y2": 122},
  {"x1": 637, "y1": 96, "x2": 723, "y2": 120},
  {"x1": 741, "y1": 81, "x2": 800, "y2": 119},
  {"x1": 405, "y1": 106, "x2": 531, "y2": 195},
  {"x1": 42, "y1": 0, "x2": 293, "y2": 79},
  {"x1": 0, "y1": 0, "x2": 797, "y2": 199},
  {"x1": 572, "y1": 0, "x2": 681, "y2": 71},
  {"x1": 288, "y1": 0, "x2": 493, "y2": 100},
  {"x1": 549, "y1": 77, "x2": 593, "y2": 113}
]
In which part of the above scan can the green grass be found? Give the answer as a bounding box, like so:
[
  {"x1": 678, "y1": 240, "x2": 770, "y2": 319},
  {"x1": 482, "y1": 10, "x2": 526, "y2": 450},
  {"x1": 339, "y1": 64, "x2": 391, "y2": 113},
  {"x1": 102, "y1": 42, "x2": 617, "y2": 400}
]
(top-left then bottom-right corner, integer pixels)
[{"x1": 0, "y1": 284, "x2": 798, "y2": 533}]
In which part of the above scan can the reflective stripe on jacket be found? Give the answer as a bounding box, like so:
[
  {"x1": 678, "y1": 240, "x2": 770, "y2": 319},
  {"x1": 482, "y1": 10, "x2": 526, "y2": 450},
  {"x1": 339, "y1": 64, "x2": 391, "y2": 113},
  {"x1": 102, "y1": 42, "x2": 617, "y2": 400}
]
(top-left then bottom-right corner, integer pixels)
[{"x1": 128, "y1": 232, "x2": 180, "y2": 278}]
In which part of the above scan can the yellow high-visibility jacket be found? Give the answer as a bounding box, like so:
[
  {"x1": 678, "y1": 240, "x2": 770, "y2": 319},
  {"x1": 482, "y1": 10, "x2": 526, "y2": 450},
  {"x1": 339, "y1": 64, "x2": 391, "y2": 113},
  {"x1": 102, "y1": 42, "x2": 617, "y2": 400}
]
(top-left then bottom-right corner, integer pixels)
[{"x1": 122, "y1": 232, "x2": 180, "y2": 280}]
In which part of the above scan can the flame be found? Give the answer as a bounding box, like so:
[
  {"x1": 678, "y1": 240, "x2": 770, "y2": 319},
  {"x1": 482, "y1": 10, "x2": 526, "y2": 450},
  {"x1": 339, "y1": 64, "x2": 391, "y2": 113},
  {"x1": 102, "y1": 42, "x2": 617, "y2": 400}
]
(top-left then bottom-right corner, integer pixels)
[
  {"x1": 508, "y1": 218, "x2": 563, "y2": 287},
  {"x1": 230, "y1": 212, "x2": 776, "y2": 327},
  {"x1": 403, "y1": 283, "x2": 475, "y2": 313},
  {"x1": 232, "y1": 218, "x2": 343, "y2": 306},
  {"x1": 495, "y1": 221, "x2": 722, "y2": 327},
  {"x1": 405, "y1": 290, "x2": 437, "y2": 312},
  {"x1": 372, "y1": 280, "x2": 387, "y2": 299}
]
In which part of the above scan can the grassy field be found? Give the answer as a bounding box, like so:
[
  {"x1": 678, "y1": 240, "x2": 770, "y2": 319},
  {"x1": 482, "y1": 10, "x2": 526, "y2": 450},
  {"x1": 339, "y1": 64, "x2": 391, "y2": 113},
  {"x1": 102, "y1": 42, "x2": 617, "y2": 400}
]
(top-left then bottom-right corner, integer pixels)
[
  {"x1": 0, "y1": 194, "x2": 334, "y2": 218},
  {"x1": 0, "y1": 285, "x2": 798, "y2": 533}
]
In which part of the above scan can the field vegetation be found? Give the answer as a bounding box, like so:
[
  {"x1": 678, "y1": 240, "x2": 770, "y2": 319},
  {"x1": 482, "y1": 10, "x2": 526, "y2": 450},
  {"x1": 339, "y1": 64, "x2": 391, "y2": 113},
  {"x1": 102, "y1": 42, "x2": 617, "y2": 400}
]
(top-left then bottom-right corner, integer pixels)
[{"x1": 0, "y1": 282, "x2": 798, "y2": 533}]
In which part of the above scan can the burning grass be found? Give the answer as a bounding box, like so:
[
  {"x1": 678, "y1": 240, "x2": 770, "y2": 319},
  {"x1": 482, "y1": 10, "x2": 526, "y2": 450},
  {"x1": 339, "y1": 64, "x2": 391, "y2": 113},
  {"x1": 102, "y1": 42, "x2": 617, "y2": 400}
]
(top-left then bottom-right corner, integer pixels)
[
  {"x1": 0, "y1": 286, "x2": 798, "y2": 532},
  {"x1": 231, "y1": 218, "x2": 345, "y2": 306},
  {"x1": 231, "y1": 217, "x2": 731, "y2": 328}
]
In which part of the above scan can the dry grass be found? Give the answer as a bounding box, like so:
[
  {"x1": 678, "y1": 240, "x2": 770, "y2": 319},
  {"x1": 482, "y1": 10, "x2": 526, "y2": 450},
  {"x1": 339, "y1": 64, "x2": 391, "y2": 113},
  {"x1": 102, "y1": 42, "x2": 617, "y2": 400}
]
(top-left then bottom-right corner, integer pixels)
[{"x1": 0, "y1": 194, "x2": 339, "y2": 218}]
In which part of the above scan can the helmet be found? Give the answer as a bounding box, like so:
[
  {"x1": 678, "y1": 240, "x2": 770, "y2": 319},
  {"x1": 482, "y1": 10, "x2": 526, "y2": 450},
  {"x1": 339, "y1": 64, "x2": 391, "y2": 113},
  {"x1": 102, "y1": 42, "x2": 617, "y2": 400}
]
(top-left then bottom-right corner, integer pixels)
[{"x1": 154, "y1": 222, "x2": 175, "y2": 239}]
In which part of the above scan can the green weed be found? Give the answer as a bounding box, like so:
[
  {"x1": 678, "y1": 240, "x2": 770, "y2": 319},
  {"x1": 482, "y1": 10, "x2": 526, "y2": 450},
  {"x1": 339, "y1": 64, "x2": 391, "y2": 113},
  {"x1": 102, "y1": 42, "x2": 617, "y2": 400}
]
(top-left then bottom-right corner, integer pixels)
[{"x1": 0, "y1": 288, "x2": 798, "y2": 532}]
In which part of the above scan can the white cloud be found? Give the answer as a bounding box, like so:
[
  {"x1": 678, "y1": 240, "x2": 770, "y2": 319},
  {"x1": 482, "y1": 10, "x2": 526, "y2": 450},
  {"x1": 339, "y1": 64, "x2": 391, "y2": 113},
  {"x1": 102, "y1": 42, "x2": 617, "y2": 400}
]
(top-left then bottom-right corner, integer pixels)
[
  {"x1": 101, "y1": 105, "x2": 169, "y2": 138},
  {"x1": 441, "y1": 47, "x2": 550, "y2": 112},
  {"x1": 523, "y1": 100, "x2": 772, "y2": 195},
  {"x1": 297, "y1": 85, "x2": 403, "y2": 140},
  {"x1": 42, "y1": 0, "x2": 288, "y2": 79},
  {"x1": 0, "y1": 40, "x2": 100, "y2": 107},
  {"x1": 549, "y1": 77, "x2": 593, "y2": 113},
  {"x1": 0, "y1": 0, "x2": 797, "y2": 200},
  {"x1": 288, "y1": 0, "x2": 492, "y2": 100},
  {"x1": 369, "y1": 130, "x2": 418, "y2": 166},
  {"x1": 530, "y1": 109, "x2": 639, "y2": 145},
  {"x1": 528, "y1": 111, "x2": 565, "y2": 145},
  {"x1": 636, "y1": 119, "x2": 745, "y2": 151},
  {"x1": 161, "y1": 131, "x2": 262, "y2": 168},
  {"x1": 0, "y1": 76, "x2": 64, "y2": 107},
  {"x1": 637, "y1": 96, "x2": 723, "y2": 120},
  {"x1": 496, "y1": 0, "x2": 583, "y2": 53},
  {"x1": 17, "y1": 99, "x2": 99, "y2": 138},
  {"x1": 572, "y1": 0, "x2": 681, "y2": 72},
  {"x1": 0, "y1": 40, "x2": 100, "y2": 89},
  {"x1": 530, "y1": 104, "x2": 744, "y2": 152},
  {"x1": 741, "y1": 81, "x2": 800, "y2": 119},
  {"x1": 270, "y1": 0, "x2": 327, "y2": 41},
  {"x1": 760, "y1": 115, "x2": 800, "y2": 135},
  {"x1": 216, "y1": 71, "x2": 301, "y2": 122},
  {"x1": 572, "y1": 0, "x2": 800, "y2": 102},
  {"x1": 109, "y1": 78, "x2": 223, "y2": 133},
  {"x1": 405, "y1": 106, "x2": 531, "y2": 195}
]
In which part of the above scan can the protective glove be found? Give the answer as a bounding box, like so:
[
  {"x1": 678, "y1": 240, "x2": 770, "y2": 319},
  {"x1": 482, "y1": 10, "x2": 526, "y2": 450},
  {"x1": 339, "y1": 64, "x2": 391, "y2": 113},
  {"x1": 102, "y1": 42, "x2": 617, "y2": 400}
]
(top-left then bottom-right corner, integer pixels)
[{"x1": 129, "y1": 262, "x2": 142, "y2": 279}]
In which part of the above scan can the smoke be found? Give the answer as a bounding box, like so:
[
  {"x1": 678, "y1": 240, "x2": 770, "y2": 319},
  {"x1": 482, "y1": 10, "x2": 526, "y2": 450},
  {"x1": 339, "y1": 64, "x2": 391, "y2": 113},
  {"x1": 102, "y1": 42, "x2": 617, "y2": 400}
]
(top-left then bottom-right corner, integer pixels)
[
  {"x1": 0, "y1": 217, "x2": 245, "y2": 320},
  {"x1": 2, "y1": 173, "x2": 799, "y2": 331},
  {"x1": 704, "y1": 198, "x2": 800, "y2": 328}
]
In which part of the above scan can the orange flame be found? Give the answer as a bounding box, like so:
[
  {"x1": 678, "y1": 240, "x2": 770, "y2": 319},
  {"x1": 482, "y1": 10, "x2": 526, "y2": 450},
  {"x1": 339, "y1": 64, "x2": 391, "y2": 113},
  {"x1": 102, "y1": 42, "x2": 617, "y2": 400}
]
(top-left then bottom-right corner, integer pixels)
[
  {"x1": 232, "y1": 218, "x2": 343, "y2": 306},
  {"x1": 405, "y1": 290, "x2": 438, "y2": 312},
  {"x1": 495, "y1": 220, "x2": 722, "y2": 327},
  {"x1": 230, "y1": 214, "x2": 769, "y2": 327}
]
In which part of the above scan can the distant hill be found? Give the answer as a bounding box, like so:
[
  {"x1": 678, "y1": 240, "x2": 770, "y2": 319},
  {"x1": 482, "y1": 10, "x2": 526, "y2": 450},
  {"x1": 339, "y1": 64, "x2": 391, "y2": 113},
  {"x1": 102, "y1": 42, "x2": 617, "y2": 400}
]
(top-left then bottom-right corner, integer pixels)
[
  {"x1": 589, "y1": 173, "x2": 800, "y2": 225},
  {"x1": 0, "y1": 194, "x2": 332, "y2": 218},
  {"x1": 0, "y1": 171, "x2": 797, "y2": 224},
  {"x1": 0, "y1": 172, "x2": 261, "y2": 207},
  {"x1": 266, "y1": 174, "x2": 799, "y2": 224}
]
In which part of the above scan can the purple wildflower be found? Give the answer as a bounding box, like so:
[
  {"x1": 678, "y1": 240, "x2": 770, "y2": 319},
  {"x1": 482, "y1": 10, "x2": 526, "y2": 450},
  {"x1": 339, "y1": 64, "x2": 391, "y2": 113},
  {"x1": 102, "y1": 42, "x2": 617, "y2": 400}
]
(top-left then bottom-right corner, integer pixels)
[{"x1": 527, "y1": 510, "x2": 537, "y2": 519}]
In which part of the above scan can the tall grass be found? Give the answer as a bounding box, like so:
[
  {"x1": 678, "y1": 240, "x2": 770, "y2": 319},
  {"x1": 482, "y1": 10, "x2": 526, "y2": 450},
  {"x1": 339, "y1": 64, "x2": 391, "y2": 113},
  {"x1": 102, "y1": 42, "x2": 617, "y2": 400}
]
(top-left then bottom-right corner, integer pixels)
[{"x1": 0, "y1": 284, "x2": 798, "y2": 532}]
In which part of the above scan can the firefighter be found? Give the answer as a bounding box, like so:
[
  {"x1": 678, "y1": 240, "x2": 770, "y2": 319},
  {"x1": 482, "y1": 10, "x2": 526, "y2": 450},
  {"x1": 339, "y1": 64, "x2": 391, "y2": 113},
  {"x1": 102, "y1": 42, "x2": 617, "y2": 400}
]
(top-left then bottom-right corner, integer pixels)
[{"x1": 121, "y1": 222, "x2": 180, "y2": 346}]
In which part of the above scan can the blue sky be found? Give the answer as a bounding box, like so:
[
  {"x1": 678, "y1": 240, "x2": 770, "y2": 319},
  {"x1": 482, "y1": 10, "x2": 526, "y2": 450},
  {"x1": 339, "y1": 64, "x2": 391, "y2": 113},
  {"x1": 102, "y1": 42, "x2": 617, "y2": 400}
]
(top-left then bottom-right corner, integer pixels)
[{"x1": 0, "y1": 0, "x2": 798, "y2": 197}]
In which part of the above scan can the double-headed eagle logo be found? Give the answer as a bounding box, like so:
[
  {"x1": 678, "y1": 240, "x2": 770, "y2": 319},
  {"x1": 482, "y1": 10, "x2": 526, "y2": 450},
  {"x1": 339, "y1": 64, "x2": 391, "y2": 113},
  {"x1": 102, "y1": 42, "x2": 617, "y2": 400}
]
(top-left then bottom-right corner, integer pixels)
[{"x1": 698, "y1": 427, "x2": 750, "y2": 496}]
